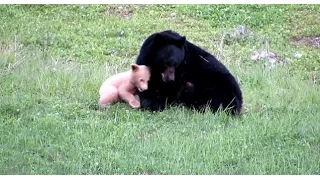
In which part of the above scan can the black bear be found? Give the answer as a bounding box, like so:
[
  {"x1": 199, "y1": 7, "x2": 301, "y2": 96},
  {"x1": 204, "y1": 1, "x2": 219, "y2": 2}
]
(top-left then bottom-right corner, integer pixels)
[{"x1": 136, "y1": 30, "x2": 243, "y2": 115}]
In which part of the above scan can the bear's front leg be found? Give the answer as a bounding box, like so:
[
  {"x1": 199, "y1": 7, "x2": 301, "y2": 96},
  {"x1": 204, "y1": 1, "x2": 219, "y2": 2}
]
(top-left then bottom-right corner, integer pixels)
[
  {"x1": 138, "y1": 90, "x2": 164, "y2": 112},
  {"x1": 118, "y1": 90, "x2": 141, "y2": 109}
]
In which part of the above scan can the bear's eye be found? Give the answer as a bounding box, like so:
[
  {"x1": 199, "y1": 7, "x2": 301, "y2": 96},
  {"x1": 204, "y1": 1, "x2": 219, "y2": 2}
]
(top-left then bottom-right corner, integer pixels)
[{"x1": 140, "y1": 79, "x2": 145, "y2": 83}]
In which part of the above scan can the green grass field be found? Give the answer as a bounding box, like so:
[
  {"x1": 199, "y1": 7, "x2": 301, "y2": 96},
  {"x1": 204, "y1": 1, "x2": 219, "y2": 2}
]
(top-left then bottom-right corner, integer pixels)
[{"x1": 1, "y1": 4, "x2": 320, "y2": 175}]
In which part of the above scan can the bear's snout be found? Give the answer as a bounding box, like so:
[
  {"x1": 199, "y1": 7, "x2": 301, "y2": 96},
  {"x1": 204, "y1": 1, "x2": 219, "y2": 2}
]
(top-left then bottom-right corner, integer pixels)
[{"x1": 162, "y1": 67, "x2": 175, "y2": 82}]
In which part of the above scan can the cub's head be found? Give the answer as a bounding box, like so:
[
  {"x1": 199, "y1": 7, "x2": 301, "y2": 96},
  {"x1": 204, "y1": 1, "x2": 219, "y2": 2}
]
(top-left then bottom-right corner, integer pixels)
[
  {"x1": 130, "y1": 64, "x2": 151, "y2": 92},
  {"x1": 152, "y1": 31, "x2": 186, "y2": 82}
]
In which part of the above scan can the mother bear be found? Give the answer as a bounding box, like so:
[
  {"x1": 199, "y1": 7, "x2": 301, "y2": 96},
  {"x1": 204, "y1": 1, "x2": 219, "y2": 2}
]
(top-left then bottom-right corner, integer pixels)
[{"x1": 136, "y1": 30, "x2": 243, "y2": 115}]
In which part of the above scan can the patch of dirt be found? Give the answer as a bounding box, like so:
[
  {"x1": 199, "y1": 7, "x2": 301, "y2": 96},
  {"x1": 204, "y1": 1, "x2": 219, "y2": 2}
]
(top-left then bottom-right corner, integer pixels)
[
  {"x1": 0, "y1": 41, "x2": 24, "y2": 76},
  {"x1": 291, "y1": 36, "x2": 320, "y2": 48},
  {"x1": 0, "y1": 40, "x2": 21, "y2": 55},
  {"x1": 104, "y1": 5, "x2": 134, "y2": 19}
]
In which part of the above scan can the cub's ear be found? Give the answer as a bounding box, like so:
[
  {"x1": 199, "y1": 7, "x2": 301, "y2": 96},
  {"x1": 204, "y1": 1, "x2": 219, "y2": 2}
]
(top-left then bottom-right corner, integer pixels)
[
  {"x1": 177, "y1": 36, "x2": 186, "y2": 48},
  {"x1": 131, "y1": 64, "x2": 139, "y2": 72}
]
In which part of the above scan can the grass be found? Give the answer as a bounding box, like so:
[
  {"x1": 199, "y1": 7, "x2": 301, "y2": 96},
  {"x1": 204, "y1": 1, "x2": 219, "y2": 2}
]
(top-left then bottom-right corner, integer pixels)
[{"x1": 0, "y1": 4, "x2": 320, "y2": 175}]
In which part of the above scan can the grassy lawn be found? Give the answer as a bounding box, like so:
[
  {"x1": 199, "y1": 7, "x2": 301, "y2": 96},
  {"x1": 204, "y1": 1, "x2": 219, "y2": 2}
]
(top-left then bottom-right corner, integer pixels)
[{"x1": 0, "y1": 4, "x2": 320, "y2": 175}]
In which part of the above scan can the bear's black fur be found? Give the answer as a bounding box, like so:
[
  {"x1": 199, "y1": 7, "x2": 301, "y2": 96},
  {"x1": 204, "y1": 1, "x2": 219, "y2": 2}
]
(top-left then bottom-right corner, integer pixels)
[{"x1": 136, "y1": 30, "x2": 243, "y2": 115}]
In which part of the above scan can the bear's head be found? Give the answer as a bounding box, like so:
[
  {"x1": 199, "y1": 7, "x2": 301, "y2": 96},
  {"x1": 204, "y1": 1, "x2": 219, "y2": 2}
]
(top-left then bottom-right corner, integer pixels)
[
  {"x1": 151, "y1": 31, "x2": 186, "y2": 82},
  {"x1": 130, "y1": 64, "x2": 151, "y2": 92}
]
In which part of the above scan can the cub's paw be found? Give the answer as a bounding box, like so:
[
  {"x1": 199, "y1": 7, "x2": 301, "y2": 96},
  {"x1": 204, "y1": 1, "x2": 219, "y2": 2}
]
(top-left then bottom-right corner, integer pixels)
[{"x1": 129, "y1": 100, "x2": 141, "y2": 109}]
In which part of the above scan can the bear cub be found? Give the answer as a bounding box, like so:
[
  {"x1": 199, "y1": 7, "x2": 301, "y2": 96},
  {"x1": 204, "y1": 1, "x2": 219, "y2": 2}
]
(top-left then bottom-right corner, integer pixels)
[{"x1": 99, "y1": 64, "x2": 151, "y2": 109}]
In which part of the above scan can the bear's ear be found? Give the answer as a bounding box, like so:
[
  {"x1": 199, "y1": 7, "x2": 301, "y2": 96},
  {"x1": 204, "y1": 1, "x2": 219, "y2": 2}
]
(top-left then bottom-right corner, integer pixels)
[
  {"x1": 154, "y1": 33, "x2": 164, "y2": 43},
  {"x1": 177, "y1": 36, "x2": 186, "y2": 48},
  {"x1": 131, "y1": 64, "x2": 139, "y2": 72}
]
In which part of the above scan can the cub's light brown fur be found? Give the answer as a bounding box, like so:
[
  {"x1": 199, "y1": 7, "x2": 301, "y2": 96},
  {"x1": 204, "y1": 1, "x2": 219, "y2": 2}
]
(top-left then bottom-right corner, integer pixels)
[{"x1": 98, "y1": 64, "x2": 150, "y2": 109}]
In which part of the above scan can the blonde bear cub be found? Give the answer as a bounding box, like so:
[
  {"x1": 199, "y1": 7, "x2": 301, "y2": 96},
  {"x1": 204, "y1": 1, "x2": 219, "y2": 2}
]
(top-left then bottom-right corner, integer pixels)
[{"x1": 98, "y1": 64, "x2": 151, "y2": 109}]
